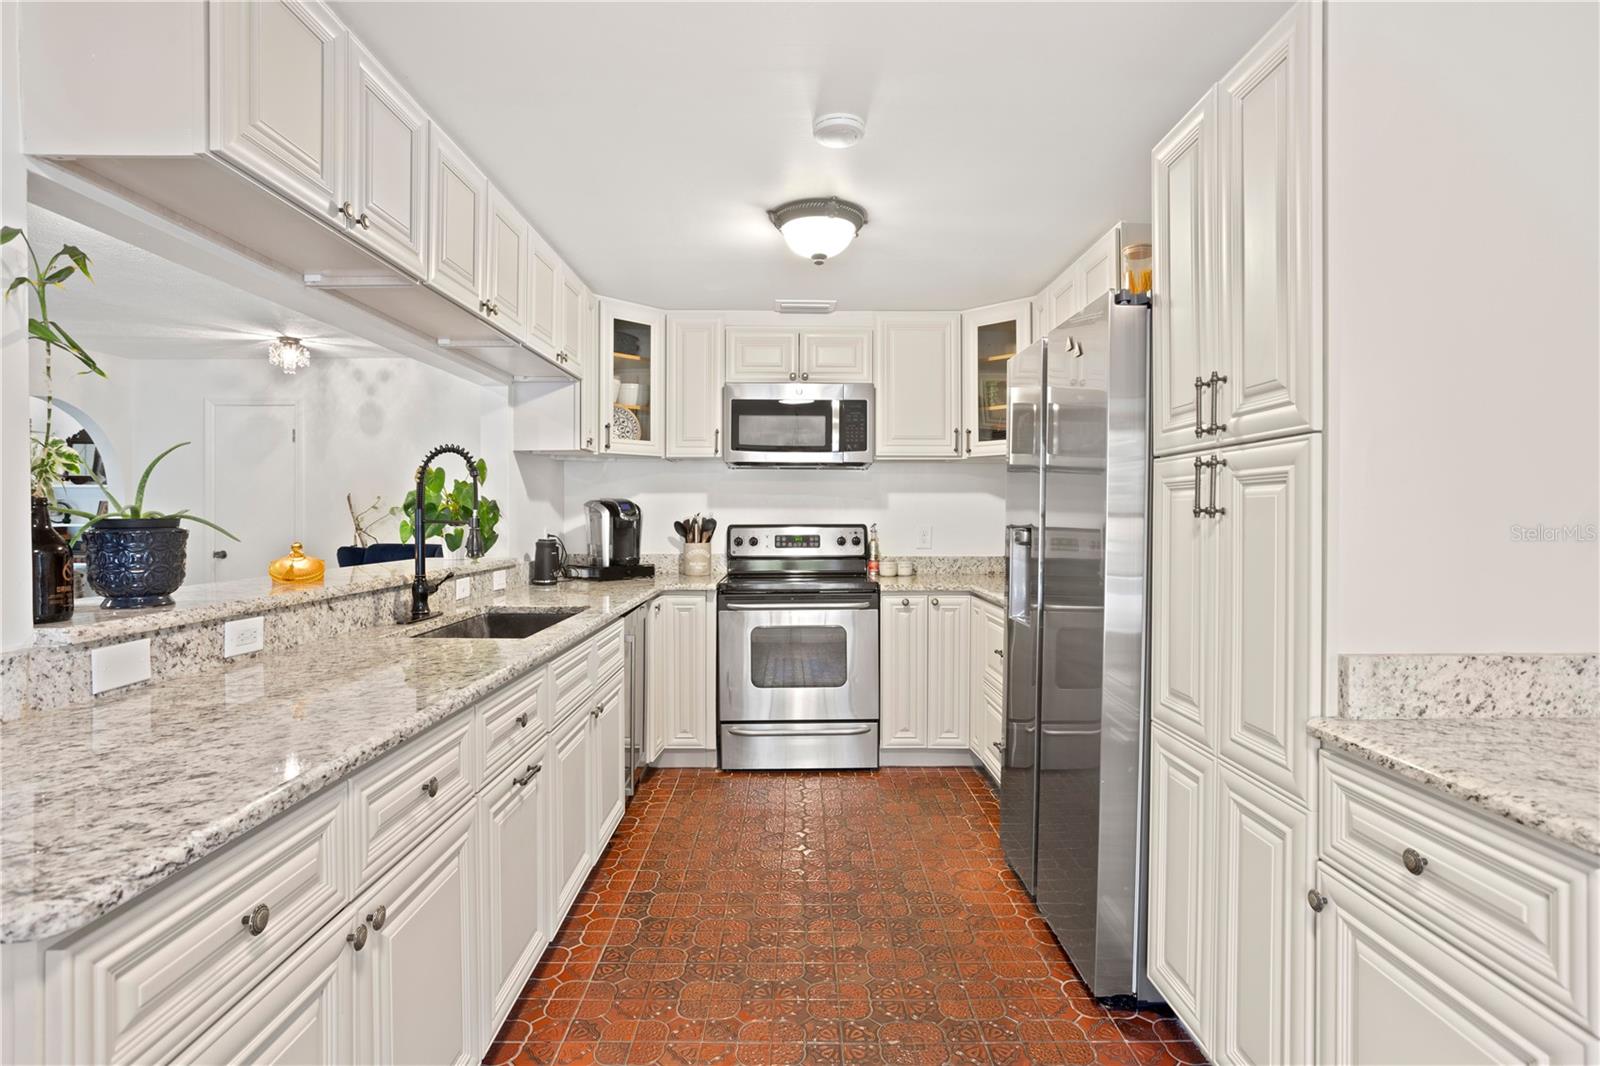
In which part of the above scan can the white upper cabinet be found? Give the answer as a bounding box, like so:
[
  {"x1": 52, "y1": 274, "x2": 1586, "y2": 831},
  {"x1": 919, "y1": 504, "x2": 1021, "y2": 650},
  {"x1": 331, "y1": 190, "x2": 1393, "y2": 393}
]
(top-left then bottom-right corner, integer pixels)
[
  {"x1": 1150, "y1": 453, "x2": 1217, "y2": 750},
  {"x1": 1215, "y1": 3, "x2": 1320, "y2": 444},
  {"x1": 428, "y1": 128, "x2": 487, "y2": 313},
  {"x1": 485, "y1": 186, "x2": 530, "y2": 337},
  {"x1": 579, "y1": 289, "x2": 600, "y2": 452},
  {"x1": 1151, "y1": 91, "x2": 1216, "y2": 455},
  {"x1": 599, "y1": 299, "x2": 667, "y2": 457},
  {"x1": 961, "y1": 299, "x2": 1030, "y2": 458},
  {"x1": 726, "y1": 328, "x2": 797, "y2": 382},
  {"x1": 725, "y1": 327, "x2": 870, "y2": 382},
  {"x1": 666, "y1": 316, "x2": 724, "y2": 458},
  {"x1": 1078, "y1": 228, "x2": 1121, "y2": 307},
  {"x1": 1045, "y1": 267, "x2": 1083, "y2": 333},
  {"x1": 345, "y1": 39, "x2": 429, "y2": 276},
  {"x1": 211, "y1": 0, "x2": 345, "y2": 224},
  {"x1": 875, "y1": 313, "x2": 961, "y2": 459},
  {"x1": 529, "y1": 235, "x2": 559, "y2": 355},
  {"x1": 555, "y1": 266, "x2": 585, "y2": 369},
  {"x1": 1036, "y1": 222, "x2": 1149, "y2": 336},
  {"x1": 799, "y1": 329, "x2": 872, "y2": 381}
]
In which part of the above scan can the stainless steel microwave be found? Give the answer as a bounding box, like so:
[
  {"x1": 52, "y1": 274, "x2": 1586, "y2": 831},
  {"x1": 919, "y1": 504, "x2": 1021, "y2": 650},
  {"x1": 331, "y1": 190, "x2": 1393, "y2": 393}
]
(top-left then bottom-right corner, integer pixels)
[{"x1": 721, "y1": 382, "x2": 874, "y2": 468}]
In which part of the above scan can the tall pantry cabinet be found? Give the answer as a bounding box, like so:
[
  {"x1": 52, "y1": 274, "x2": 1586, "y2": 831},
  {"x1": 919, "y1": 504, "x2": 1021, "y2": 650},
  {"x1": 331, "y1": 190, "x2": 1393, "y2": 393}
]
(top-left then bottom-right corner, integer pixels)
[{"x1": 1144, "y1": 4, "x2": 1323, "y2": 1064}]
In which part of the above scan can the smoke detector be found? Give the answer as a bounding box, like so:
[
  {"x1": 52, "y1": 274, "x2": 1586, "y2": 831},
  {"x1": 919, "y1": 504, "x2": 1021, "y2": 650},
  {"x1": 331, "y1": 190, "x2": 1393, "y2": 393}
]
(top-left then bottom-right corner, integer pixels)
[{"x1": 813, "y1": 113, "x2": 866, "y2": 149}]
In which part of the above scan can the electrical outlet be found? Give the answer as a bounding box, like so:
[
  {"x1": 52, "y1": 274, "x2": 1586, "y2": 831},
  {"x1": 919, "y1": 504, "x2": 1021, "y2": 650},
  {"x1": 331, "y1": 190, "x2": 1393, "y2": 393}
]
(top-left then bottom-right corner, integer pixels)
[
  {"x1": 917, "y1": 526, "x2": 934, "y2": 550},
  {"x1": 492, "y1": 569, "x2": 508, "y2": 592},
  {"x1": 455, "y1": 576, "x2": 472, "y2": 601},
  {"x1": 91, "y1": 639, "x2": 151, "y2": 695},
  {"x1": 224, "y1": 615, "x2": 265, "y2": 658}
]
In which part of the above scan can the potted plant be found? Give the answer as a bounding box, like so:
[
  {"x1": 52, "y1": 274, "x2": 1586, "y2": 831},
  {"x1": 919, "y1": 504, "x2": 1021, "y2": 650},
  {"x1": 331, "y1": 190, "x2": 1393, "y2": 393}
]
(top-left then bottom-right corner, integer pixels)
[
  {"x1": 392, "y1": 459, "x2": 501, "y2": 559},
  {"x1": 5, "y1": 226, "x2": 105, "y2": 623},
  {"x1": 53, "y1": 443, "x2": 238, "y2": 608}
]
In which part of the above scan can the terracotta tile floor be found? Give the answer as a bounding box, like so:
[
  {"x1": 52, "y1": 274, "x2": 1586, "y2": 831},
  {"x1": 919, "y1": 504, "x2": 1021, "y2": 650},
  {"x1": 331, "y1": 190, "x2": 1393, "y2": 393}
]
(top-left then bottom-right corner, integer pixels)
[{"x1": 486, "y1": 768, "x2": 1207, "y2": 1066}]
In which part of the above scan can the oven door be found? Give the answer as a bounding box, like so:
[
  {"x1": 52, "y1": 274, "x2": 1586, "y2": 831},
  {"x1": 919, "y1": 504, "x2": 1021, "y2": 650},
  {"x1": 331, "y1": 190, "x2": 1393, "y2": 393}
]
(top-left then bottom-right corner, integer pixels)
[{"x1": 717, "y1": 595, "x2": 879, "y2": 723}]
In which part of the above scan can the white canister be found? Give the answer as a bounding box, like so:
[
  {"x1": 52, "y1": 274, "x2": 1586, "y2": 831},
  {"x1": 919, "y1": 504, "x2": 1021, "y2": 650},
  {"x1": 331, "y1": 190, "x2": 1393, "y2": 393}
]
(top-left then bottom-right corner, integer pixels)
[
  {"x1": 618, "y1": 381, "x2": 641, "y2": 406},
  {"x1": 681, "y1": 543, "x2": 712, "y2": 577},
  {"x1": 880, "y1": 560, "x2": 900, "y2": 578}
]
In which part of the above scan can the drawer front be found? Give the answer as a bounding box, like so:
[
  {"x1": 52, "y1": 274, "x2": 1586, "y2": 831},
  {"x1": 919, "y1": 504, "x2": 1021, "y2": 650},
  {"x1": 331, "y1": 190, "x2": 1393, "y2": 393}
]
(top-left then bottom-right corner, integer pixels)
[
  {"x1": 549, "y1": 639, "x2": 596, "y2": 724},
  {"x1": 350, "y1": 713, "x2": 476, "y2": 886},
  {"x1": 480, "y1": 667, "x2": 549, "y2": 775},
  {"x1": 978, "y1": 685, "x2": 1004, "y2": 779},
  {"x1": 49, "y1": 786, "x2": 350, "y2": 1066},
  {"x1": 979, "y1": 601, "x2": 1005, "y2": 692},
  {"x1": 1320, "y1": 752, "x2": 1597, "y2": 1031},
  {"x1": 594, "y1": 621, "x2": 625, "y2": 682}
]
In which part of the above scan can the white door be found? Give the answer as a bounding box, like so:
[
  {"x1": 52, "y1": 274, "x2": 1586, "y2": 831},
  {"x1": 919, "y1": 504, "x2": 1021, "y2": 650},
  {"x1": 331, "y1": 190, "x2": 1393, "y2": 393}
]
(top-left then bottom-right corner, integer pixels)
[
  {"x1": 175, "y1": 926, "x2": 355, "y2": 1065},
  {"x1": 1146, "y1": 722, "x2": 1214, "y2": 1047},
  {"x1": 529, "y1": 238, "x2": 558, "y2": 354},
  {"x1": 653, "y1": 594, "x2": 711, "y2": 749},
  {"x1": 479, "y1": 741, "x2": 550, "y2": 1032},
  {"x1": 210, "y1": 0, "x2": 344, "y2": 222},
  {"x1": 875, "y1": 314, "x2": 961, "y2": 459},
  {"x1": 1216, "y1": 5, "x2": 1319, "y2": 444},
  {"x1": 1078, "y1": 228, "x2": 1122, "y2": 307},
  {"x1": 599, "y1": 299, "x2": 666, "y2": 457},
  {"x1": 879, "y1": 594, "x2": 928, "y2": 747},
  {"x1": 550, "y1": 707, "x2": 593, "y2": 923},
  {"x1": 206, "y1": 400, "x2": 299, "y2": 583},
  {"x1": 799, "y1": 329, "x2": 872, "y2": 382},
  {"x1": 1214, "y1": 764, "x2": 1310, "y2": 1066},
  {"x1": 346, "y1": 39, "x2": 428, "y2": 277},
  {"x1": 1315, "y1": 867, "x2": 1592, "y2": 1065},
  {"x1": 725, "y1": 328, "x2": 797, "y2": 382},
  {"x1": 1151, "y1": 91, "x2": 1217, "y2": 455},
  {"x1": 429, "y1": 129, "x2": 487, "y2": 312},
  {"x1": 485, "y1": 188, "x2": 530, "y2": 338},
  {"x1": 1214, "y1": 436, "x2": 1320, "y2": 802},
  {"x1": 591, "y1": 669, "x2": 627, "y2": 848},
  {"x1": 926, "y1": 595, "x2": 970, "y2": 748},
  {"x1": 666, "y1": 317, "x2": 724, "y2": 457},
  {"x1": 960, "y1": 299, "x2": 1030, "y2": 458},
  {"x1": 353, "y1": 806, "x2": 478, "y2": 1066},
  {"x1": 1149, "y1": 454, "x2": 1215, "y2": 750}
]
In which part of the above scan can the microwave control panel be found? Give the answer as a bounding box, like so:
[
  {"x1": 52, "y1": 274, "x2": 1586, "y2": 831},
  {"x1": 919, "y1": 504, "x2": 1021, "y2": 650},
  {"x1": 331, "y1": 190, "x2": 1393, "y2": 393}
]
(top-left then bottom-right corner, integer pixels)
[{"x1": 839, "y1": 401, "x2": 870, "y2": 452}]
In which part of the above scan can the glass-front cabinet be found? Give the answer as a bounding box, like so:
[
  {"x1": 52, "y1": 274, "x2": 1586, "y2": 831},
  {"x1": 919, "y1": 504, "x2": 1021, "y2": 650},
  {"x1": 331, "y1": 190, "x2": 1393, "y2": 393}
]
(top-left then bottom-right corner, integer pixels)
[
  {"x1": 598, "y1": 299, "x2": 666, "y2": 456},
  {"x1": 961, "y1": 299, "x2": 1032, "y2": 458}
]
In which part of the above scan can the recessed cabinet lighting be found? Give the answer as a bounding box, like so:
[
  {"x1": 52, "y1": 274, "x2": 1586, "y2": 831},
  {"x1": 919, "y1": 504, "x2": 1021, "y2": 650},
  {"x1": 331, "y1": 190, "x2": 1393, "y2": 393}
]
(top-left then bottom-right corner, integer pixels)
[{"x1": 767, "y1": 197, "x2": 869, "y2": 265}]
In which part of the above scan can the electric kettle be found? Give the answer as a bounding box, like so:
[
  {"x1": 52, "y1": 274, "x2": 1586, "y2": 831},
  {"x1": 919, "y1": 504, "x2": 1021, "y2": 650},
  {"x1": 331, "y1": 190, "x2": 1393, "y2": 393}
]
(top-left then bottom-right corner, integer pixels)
[{"x1": 530, "y1": 535, "x2": 564, "y2": 586}]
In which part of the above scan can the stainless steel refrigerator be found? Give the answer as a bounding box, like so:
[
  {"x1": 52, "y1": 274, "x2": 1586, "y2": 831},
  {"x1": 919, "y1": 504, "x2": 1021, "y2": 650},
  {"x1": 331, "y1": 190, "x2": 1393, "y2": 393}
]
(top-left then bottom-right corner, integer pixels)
[{"x1": 999, "y1": 291, "x2": 1156, "y2": 1002}]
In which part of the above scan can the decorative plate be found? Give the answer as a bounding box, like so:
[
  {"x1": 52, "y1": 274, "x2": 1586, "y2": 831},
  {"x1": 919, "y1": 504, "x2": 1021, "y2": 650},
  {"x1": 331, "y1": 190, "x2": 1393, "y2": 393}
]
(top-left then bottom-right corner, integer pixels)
[{"x1": 612, "y1": 405, "x2": 642, "y2": 441}]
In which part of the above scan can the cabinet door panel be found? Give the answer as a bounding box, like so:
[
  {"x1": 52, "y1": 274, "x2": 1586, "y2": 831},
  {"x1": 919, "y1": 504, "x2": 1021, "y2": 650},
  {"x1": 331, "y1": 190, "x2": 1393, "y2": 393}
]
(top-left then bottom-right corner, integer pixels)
[
  {"x1": 1215, "y1": 436, "x2": 1319, "y2": 802},
  {"x1": 1146, "y1": 724, "x2": 1213, "y2": 1046},
  {"x1": 653, "y1": 595, "x2": 711, "y2": 749},
  {"x1": 876, "y1": 315, "x2": 960, "y2": 459},
  {"x1": 347, "y1": 40, "x2": 428, "y2": 276},
  {"x1": 1216, "y1": 765, "x2": 1310, "y2": 1066},
  {"x1": 593, "y1": 669, "x2": 627, "y2": 849},
  {"x1": 1045, "y1": 268, "x2": 1082, "y2": 334},
  {"x1": 558, "y1": 271, "x2": 583, "y2": 363},
  {"x1": 1150, "y1": 455, "x2": 1215, "y2": 749},
  {"x1": 486, "y1": 189, "x2": 529, "y2": 337},
  {"x1": 550, "y1": 709, "x2": 594, "y2": 924},
  {"x1": 880, "y1": 595, "x2": 928, "y2": 747},
  {"x1": 1217, "y1": 5, "x2": 1318, "y2": 443},
  {"x1": 667, "y1": 317, "x2": 724, "y2": 457},
  {"x1": 927, "y1": 596, "x2": 970, "y2": 748},
  {"x1": 961, "y1": 300, "x2": 1029, "y2": 458},
  {"x1": 211, "y1": 0, "x2": 343, "y2": 220},
  {"x1": 530, "y1": 242, "x2": 558, "y2": 352},
  {"x1": 429, "y1": 130, "x2": 486, "y2": 311},
  {"x1": 1078, "y1": 229, "x2": 1121, "y2": 308},
  {"x1": 1151, "y1": 91, "x2": 1216, "y2": 455},
  {"x1": 600, "y1": 300, "x2": 666, "y2": 456},
  {"x1": 480, "y1": 742, "x2": 551, "y2": 1033},
  {"x1": 726, "y1": 328, "x2": 797, "y2": 382},
  {"x1": 800, "y1": 329, "x2": 872, "y2": 382}
]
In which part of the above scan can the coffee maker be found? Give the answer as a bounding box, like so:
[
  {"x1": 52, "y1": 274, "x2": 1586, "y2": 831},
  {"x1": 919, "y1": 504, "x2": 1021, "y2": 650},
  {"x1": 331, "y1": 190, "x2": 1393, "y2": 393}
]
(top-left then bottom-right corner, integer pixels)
[{"x1": 565, "y1": 499, "x2": 657, "y2": 581}]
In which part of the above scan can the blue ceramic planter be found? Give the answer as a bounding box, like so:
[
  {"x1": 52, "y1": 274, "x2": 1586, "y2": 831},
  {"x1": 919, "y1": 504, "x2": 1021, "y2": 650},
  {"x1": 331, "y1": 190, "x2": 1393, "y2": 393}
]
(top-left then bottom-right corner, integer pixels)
[{"x1": 83, "y1": 519, "x2": 189, "y2": 608}]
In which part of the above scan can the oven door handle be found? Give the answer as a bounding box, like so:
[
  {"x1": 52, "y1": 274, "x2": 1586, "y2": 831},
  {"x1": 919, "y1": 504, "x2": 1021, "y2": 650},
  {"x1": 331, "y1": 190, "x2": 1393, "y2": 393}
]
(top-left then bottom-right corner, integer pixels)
[
  {"x1": 720, "y1": 600, "x2": 876, "y2": 612},
  {"x1": 726, "y1": 724, "x2": 875, "y2": 737}
]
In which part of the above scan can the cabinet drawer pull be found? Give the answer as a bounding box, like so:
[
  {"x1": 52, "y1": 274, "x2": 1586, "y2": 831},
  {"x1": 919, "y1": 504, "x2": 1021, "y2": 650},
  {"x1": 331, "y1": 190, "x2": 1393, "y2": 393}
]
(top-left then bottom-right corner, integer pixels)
[
  {"x1": 1193, "y1": 376, "x2": 1206, "y2": 438},
  {"x1": 965, "y1": 428, "x2": 973, "y2": 454},
  {"x1": 420, "y1": 775, "x2": 439, "y2": 798},
  {"x1": 1205, "y1": 371, "x2": 1228, "y2": 435},
  {"x1": 992, "y1": 740, "x2": 1005, "y2": 752},
  {"x1": 1402, "y1": 847, "x2": 1429, "y2": 876},
  {"x1": 1307, "y1": 890, "x2": 1328, "y2": 913},
  {"x1": 901, "y1": 598, "x2": 910, "y2": 607},
  {"x1": 953, "y1": 427, "x2": 961, "y2": 453},
  {"x1": 366, "y1": 904, "x2": 387, "y2": 931},
  {"x1": 714, "y1": 428, "x2": 721, "y2": 452},
  {"x1": 993, "y1": 648, "x2": 1004, "y2": 658},
  {"x1": 515, "y1": 711, "x2": 530, "y2": 728},
  {"x1": 347, "y1": 924, "x2": 368, "y2": 951},
  {"x1": 1192, "y1": 456, "x2": 1204, "y2": 517},
  {"x1": 931, "y1": 598, "x2": 940, "y2": 606},
  {"x1": 240, "y1": 903, "x2": 270, "y2": 937},
  {"x1": 513, "y1": 763, "x2": 543, "y2": 787}
]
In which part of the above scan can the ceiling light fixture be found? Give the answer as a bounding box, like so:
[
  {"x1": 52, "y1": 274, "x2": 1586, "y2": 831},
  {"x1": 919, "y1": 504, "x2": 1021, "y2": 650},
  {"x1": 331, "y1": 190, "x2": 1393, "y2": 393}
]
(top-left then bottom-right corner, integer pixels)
[
  {"x1": 268, "y1": 335, "x2": 310, "y2": 374},
  {"x1": 812, "y1": 112, "x2": 866, "y2": 149},
  {"x1": 767, "y1": 197, "x2": 868, "y2": 265}
]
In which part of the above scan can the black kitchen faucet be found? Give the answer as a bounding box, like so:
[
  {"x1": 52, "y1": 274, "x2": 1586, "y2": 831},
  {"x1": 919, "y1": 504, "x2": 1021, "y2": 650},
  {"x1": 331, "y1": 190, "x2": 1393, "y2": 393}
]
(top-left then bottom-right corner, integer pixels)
[{"x1": 409, "y1": 443, "x2": 481, "y2": 623}]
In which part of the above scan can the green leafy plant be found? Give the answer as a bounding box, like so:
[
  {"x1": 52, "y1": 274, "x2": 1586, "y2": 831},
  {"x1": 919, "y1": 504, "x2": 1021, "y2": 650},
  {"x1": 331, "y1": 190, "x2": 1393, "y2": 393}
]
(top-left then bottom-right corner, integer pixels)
[
  {"x1": 392, "y1": 458, "x2": 500, "y2": 555},
  {"x1": 52, "y1": 442, "x2": 239, "y2": 546},
  {"x1": 3, "y1": 226, "x2": 105, "y2": 498}
]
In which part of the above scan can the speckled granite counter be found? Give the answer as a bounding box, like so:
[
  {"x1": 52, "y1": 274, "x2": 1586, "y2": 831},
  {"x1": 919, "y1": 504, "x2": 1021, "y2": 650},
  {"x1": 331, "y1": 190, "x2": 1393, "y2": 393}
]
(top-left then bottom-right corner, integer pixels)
[
  {"x1": 1309, "y1": 716, "x2": 1600, "y2": 857},
  {"x1": 0, "y1": 573, "x2": 716, "y2": 943},
  {"x1": 874, "y1": 572, "x2": 1004, "y2": 607}
]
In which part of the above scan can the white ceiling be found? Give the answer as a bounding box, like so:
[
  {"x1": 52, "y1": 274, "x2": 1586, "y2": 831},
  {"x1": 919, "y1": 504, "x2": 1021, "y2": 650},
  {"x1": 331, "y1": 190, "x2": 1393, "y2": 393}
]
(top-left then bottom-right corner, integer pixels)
[
  {"x1": 25, "y1": 205, "x2": 395, "y2": 361},
  {"x1": 335, "y1": 1, "x2": 1288, "y2": 311}
]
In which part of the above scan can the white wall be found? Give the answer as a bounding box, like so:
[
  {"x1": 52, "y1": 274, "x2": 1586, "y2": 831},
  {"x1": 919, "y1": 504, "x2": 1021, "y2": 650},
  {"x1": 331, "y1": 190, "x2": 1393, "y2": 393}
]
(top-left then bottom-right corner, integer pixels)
[
  {"x1": 1, "y1": 4, "x2": 32, "y2": 650},
  {"x1": 1325, "y1": 1, "x2": 1599, "y2": 654},
  {"x1": 555, "y1": 458, "x2": 1006, "y2": 557}
]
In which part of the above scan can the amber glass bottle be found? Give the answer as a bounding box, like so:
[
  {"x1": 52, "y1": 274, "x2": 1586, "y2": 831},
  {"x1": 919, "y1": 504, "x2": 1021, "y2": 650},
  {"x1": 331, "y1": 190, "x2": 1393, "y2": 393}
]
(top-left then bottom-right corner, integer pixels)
[{"x1": 32, "y1": 496, "x2": 75, "y2": 623}]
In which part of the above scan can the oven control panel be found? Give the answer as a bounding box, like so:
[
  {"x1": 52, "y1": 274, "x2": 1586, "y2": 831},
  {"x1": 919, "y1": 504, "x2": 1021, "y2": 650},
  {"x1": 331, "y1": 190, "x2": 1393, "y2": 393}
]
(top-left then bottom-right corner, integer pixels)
[{"x1": 726, "y1": 524, "x2": 868, "y2": 559}]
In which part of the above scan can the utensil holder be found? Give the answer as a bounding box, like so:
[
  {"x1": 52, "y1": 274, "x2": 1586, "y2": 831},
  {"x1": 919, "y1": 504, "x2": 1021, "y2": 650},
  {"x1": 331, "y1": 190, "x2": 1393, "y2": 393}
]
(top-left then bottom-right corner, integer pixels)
[{"x1": 681, "y1": 543, "x2": 712, "y2": 577}]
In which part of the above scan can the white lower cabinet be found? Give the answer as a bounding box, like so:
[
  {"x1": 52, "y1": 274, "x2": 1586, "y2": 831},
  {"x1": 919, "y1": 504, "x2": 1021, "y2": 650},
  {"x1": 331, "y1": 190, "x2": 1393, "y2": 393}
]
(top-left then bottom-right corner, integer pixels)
[
  {"x1": 1146, "y1": 722, "x2": 1215, "y2": 1046},
  {"x1": 479, "y1": 740, "x2": 551, "y2": 1034},
  {"x1": 880, "y1": 593, "x2": 929, "y2": 747},
  {"x1": 592, "y1": 667, "x2": 627, "y2": 849},
  {"x1": 647, "y1": 593, "x2": 714, "y2": 754},
  {"x1": 926, "y1": 596, "x2": 971, "y2": 749},
  {"x1": 549, "y1": 707, "x2": 594, "y2": 924}
]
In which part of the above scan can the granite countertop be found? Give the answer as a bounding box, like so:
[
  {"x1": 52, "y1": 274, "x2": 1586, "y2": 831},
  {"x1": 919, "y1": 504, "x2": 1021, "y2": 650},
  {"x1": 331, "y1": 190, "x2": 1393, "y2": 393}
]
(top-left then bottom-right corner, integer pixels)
[
  {"x1": 1309, "y1": 716, "x2": 1600, "y2": 857},
  {"x1": 0, "y1": 572, "x2": 716, "y2": 943},
  {"x1": 875, "y1": 572, "x2": 1004, "y2": 607}
]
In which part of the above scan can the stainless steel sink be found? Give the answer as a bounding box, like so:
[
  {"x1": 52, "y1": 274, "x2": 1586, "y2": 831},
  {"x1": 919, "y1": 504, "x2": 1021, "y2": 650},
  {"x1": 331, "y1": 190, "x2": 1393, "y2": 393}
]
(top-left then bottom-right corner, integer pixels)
[{"x1": 415, "y1": 608, "x2": 585, "y2": 639}]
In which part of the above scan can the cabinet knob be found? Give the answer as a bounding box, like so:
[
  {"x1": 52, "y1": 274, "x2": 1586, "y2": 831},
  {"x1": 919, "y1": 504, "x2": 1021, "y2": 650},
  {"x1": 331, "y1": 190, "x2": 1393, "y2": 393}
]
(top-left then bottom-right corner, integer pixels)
[
  {"x1": 992, "y1": 740, "x2": 1005, "y2": 752},
  {"x1": 592, "y1": 703, "x2": 602, "y2": 719},
  {"x1": 901, "y1": 598, "x2": 911, "y2": 607},
  {"x1": 420, "y1": 775, "x2": 439, "y2": 798},
  {"x1": 931, "y1": 598, "x2": 940, "y2": 606},
  {"x1": 1306, "y1": 890, "x2": 1329, "y2": 913},
  {"x1": 337, "y1": 200, "x2": 356, "y2": 224},
  {"x1": 366, "y1": 904, "x2": 387, "y2": 931},
  {"x1": 516, "y1": 711, "x2": 530, "y2": 728},
  {"x1": 1401, "y1": 848, "x2": 1429, "y2": 876},
  {"x1": 801, "y1": 372, "x2": 809, "y2": 381},
  {"x1": 240, "y1": 903, "x2": 270, "y2": 936},
  {"x1": 356, "y1": 212, "x2": 370, "y2": 230},
  {"x1": 993, "y1": 648, "x2": 1004, "y2": 658},
  {"x1": 347, "y1": 924, "x2": 368, "y2": 951}
]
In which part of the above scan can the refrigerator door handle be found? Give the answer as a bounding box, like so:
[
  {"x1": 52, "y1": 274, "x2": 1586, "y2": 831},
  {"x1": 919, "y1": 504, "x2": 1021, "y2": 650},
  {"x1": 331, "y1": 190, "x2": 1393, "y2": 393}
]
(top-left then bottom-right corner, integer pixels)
[{"x1": 1006, "y1": 524, "x2": 1034, "y2": 623}]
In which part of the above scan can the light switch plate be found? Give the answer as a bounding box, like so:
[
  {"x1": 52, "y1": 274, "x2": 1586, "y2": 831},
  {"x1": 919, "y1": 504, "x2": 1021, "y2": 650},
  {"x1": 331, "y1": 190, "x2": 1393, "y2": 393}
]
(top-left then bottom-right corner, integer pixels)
[
  {"x1": 91, "y1": 639, "x2": 151, "y2": 695},
  {"x1": 492, "y1": 569, "x2": 507, "y2": 592},
  {"x1": 917, "y1": 526, "x2": 934, "y2": 550},
  {"x1": 455, "y1": 576, "x2": 472, "y2": 601},
  {"x1": 224, "y1": 615, "x2": 265, "y2": 658}
]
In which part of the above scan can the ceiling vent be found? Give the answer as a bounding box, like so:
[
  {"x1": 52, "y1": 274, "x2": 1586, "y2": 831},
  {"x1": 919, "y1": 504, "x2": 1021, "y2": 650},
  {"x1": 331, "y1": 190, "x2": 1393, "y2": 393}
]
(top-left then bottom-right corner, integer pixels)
[{"x1": 774, "y1": 299, "x2": 837, "y2": 315}]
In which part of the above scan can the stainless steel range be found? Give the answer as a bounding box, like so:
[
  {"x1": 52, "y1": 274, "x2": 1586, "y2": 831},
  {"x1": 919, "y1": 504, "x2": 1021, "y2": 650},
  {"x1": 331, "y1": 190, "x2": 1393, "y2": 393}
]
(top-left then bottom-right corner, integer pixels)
[{"x1": 717, "y1": 524, "x2": 879, "y2": 770}]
